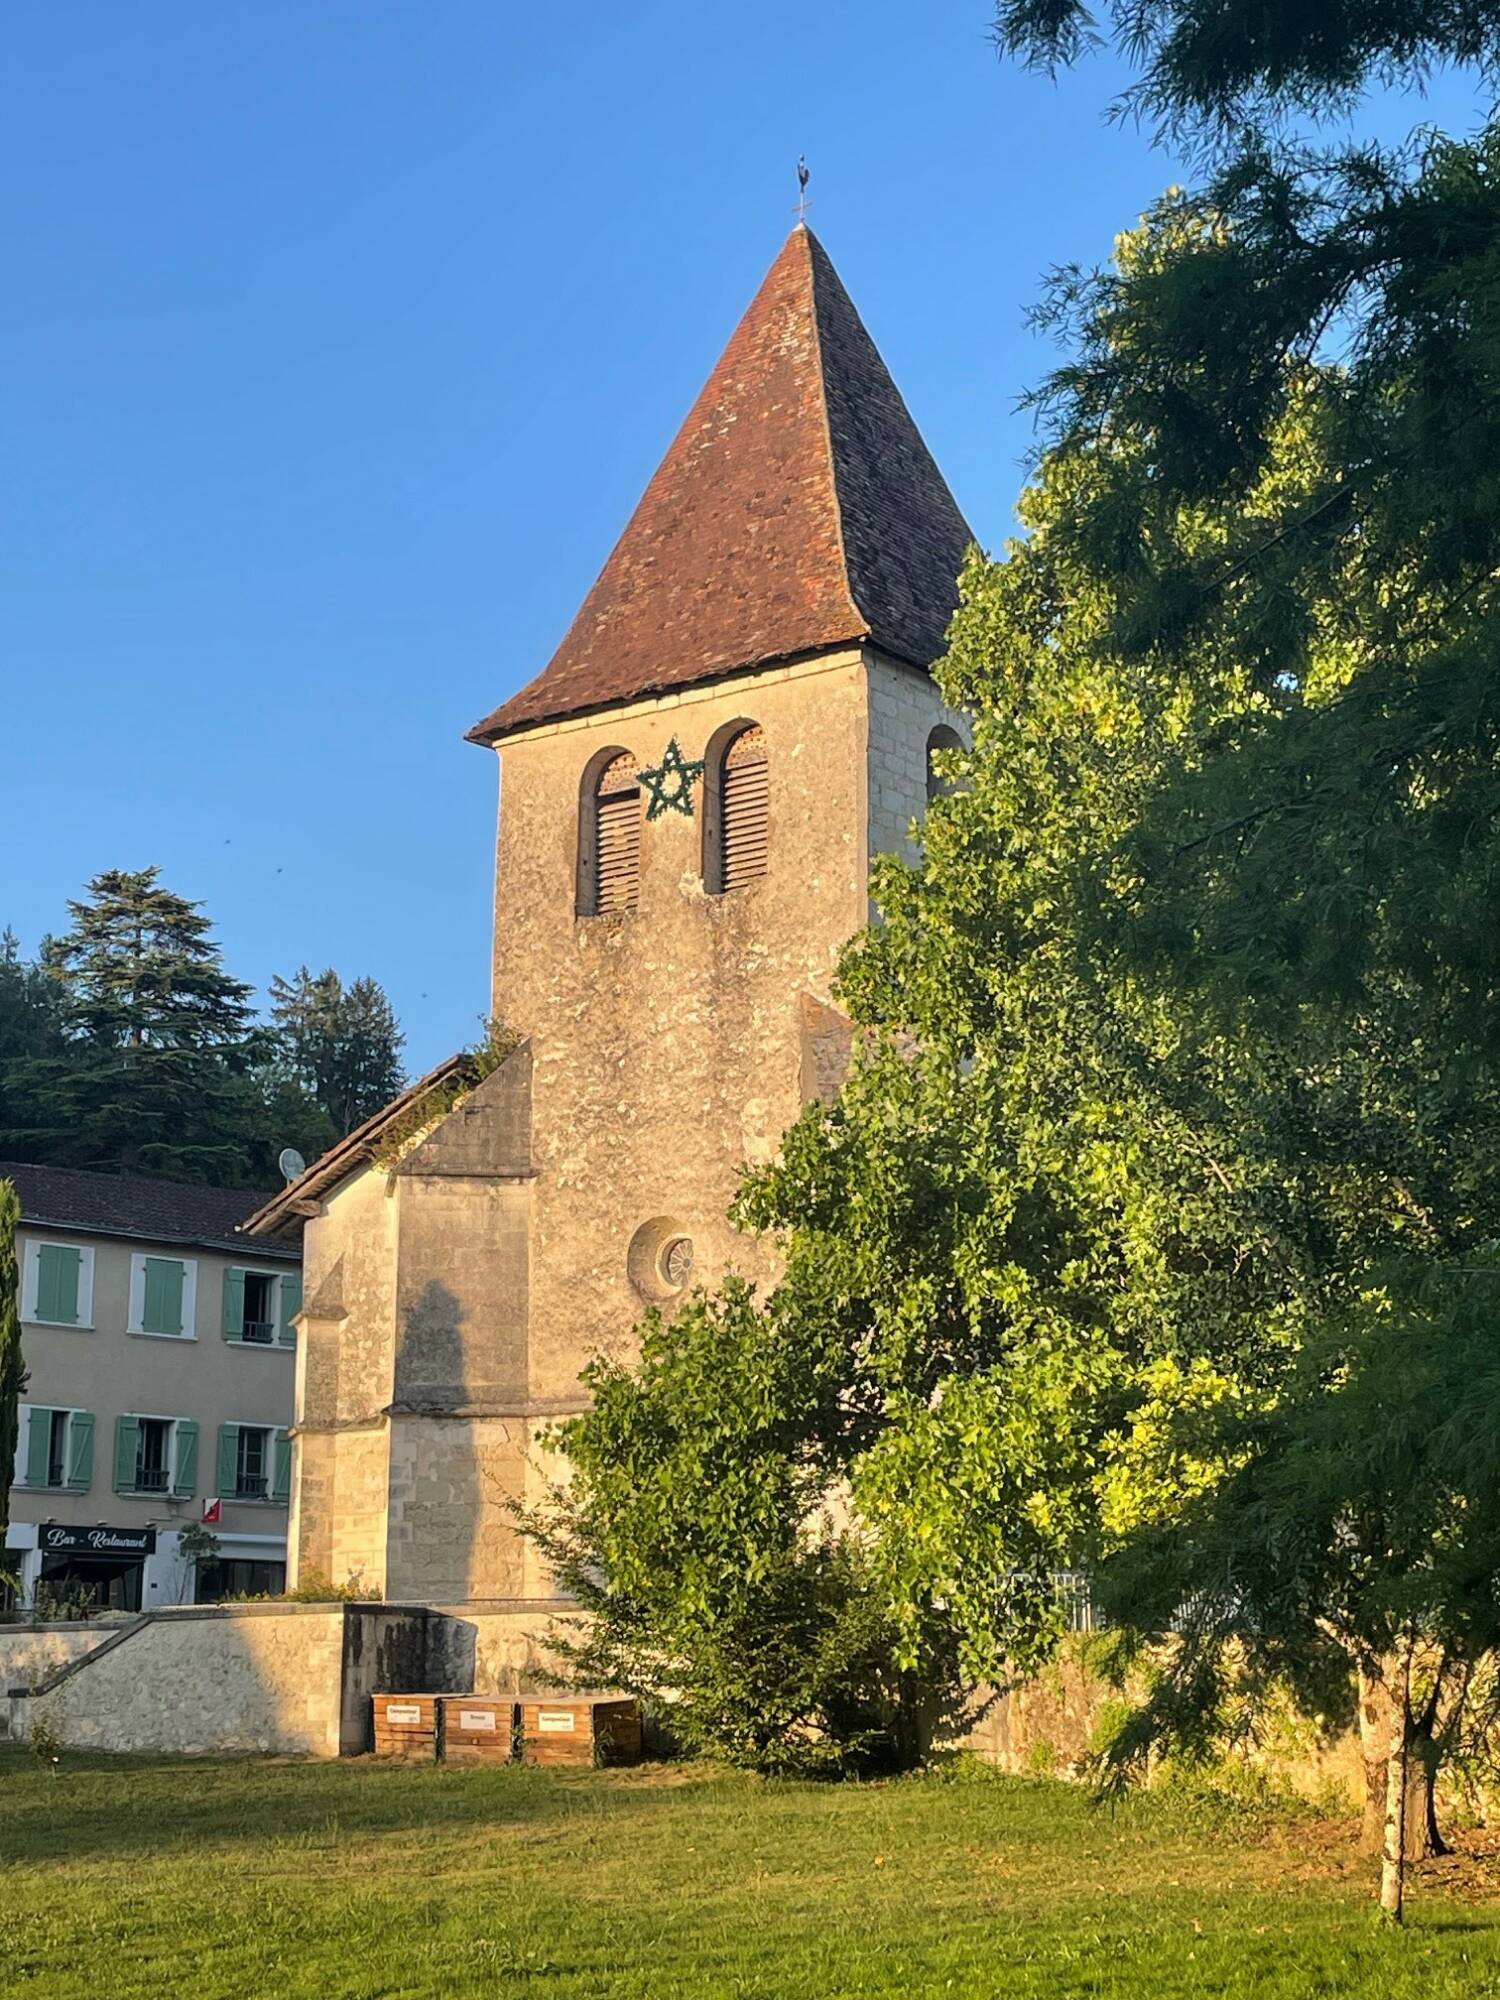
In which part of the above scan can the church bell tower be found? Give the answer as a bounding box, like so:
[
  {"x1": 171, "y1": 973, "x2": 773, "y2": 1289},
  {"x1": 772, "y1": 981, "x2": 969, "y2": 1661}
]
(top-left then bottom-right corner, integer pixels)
[{"x1": 250, "y1": 227, "x2": 971, "y2": 1610}]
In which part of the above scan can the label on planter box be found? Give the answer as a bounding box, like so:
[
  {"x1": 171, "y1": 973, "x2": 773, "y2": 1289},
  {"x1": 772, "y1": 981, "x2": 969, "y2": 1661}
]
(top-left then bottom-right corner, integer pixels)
[
  {"x1": 459, "y1": 1709, "x2": 498, "y2": 1731},
  {"x1": 537, "y1": 1709, "x2": 577, "y2": 1733},
  {"x1": 384, "y1": 1703, "x2": 422, "y2": 1726}
]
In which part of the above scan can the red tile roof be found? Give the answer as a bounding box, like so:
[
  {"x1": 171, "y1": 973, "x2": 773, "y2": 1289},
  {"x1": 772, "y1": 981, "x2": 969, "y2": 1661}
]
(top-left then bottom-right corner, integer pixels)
[
  {"x1": 238, "y1": 1054, "x2": 474, "y2": 1239},
  {"x1": 468, "y1": 228, "x2": 972, "y2": 745}
]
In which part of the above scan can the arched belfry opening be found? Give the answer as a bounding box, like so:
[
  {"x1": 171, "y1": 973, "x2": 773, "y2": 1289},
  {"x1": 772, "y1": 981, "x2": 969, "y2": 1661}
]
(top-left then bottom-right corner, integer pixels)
[
  {"x1": 702, "y1": 721, "x2": 769, "y2": 894},
  {"x1": 577, "y1": 748, "x2": 641, "y2": 916},
  {"x1": 926, "y1": 724, "x2": 965, "y2": 803}
]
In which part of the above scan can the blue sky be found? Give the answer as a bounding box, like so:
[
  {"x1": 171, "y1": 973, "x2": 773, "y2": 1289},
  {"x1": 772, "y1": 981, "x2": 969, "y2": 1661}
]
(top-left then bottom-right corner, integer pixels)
[{"x1": 3, "y1": 4, "x2": 1490, "y2": 1073}]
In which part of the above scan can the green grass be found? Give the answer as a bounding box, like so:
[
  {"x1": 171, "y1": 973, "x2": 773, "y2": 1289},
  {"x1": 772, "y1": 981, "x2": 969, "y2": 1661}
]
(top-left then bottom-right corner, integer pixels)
[{"x1": 2, "y1": 1749, "x2": 1499, "y2": 1997}]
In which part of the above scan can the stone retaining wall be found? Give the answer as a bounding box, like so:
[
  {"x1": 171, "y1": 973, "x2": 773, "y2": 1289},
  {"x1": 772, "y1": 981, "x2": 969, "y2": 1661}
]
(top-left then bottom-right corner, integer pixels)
[
  {"x1": 0, "y1": 1622, "x2": 121, "y2": 1736},
  {"x1": 6, "y1": 1603, "x2": 472, "y2": 1758},
  {"x1": 428, "y1": 1601, "x2": 570, "y2": 1695}
]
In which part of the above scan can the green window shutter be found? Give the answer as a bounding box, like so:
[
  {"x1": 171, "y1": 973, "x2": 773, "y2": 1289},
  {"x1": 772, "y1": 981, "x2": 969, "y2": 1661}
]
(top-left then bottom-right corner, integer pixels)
[
  {"x1": 172, "y1": 1420, "x2": 199, "y2": 1498},
  {"x1": 25, "y1": 1407, "x2": 52, "y2": 1489},
  {"x1": 272, "y1": 1427, "x2": 292, "y2": 1503},
  {"x1": 278, "y1": 1273, "x2": 302, "y2": 1346},
  {"x1": 222, "y1": 1267, "x2": 246, "y2": 1340},
  {"x1": 36, "y1": 1245, "x2": 81, "y2": 1324},
  {"x1": 66, "y1": 1411, "x2": 95, "y2": 1493},
  {"x1": 142, "y1": 1258, "x2": 184, "y2": 1335},
  {"x1": 217, "y1": 1424, "x2": 240, "y2": 1500},
  {"x1": 113, "y1": 1416, "x2": 141, "y2": 1494}
]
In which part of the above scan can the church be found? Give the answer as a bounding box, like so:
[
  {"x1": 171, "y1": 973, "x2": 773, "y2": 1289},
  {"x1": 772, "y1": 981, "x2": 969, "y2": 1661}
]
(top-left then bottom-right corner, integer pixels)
[{"x1": 244, "y1": 225, "x2": 972, "y2": 1619}]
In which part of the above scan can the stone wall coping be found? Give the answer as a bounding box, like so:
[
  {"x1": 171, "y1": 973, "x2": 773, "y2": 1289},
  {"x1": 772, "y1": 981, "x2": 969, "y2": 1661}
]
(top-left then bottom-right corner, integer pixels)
[
  {"x1": 0, "y1": 1620, "x2": 125, "y2": 1638},
  {"x1": 427, "y1": 1599, "x2": 578, "y2": 1617},
  {"x1": 10, "y1": 1615, "x2": 145, "y2": 1698},
  {"x1": 141, "y1": 1600, "x2": 440, "y2": 1620},
  {"x1": 8, "y1": 1601, "x2": 449, "y2": 1698}
]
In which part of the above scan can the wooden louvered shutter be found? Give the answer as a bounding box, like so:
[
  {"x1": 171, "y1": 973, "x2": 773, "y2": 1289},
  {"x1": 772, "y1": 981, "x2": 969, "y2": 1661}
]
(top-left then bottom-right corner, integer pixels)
[
  {"x1": 721, "y1": 726, "x2": 768, "y2": 890},
  {"x1": 595, "y1": 756, "x2": 641, "y2": 914}
]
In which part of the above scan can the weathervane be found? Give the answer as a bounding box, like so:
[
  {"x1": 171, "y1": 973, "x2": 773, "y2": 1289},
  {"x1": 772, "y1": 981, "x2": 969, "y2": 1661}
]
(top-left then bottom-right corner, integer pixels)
[{"x1": 796, "y1": 155, "x2": 810, "y2": 226}]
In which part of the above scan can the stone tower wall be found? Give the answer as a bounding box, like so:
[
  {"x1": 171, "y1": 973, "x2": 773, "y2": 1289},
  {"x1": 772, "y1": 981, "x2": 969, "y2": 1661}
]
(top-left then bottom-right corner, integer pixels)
[
  {"x1": 866, "y1": 651, "x2": 968, "y2": 868},
  {"x1": 488, "y1": 648, "x2": 876, "y2": 1418},
  {"x1": 288, "y1": 644, "x2": 966, "y2": 1606}
]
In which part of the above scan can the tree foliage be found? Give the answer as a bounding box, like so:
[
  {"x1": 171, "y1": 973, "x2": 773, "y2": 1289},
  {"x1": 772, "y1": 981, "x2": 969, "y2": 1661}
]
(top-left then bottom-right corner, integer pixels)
[
  {"x1": 0, "y1": 873, "x2": 405, "y2": 1187},
  {"x1": 7, "y1": 869, "x2": 265, "y2": 1181},
  {"x1": 994, "y1": 0, "x2": 1500, "y2": 136},
  {"x1": 269, "y1": 966, "x2": 405, "y2": 1135},
  {"x1": 521, "y1": 1278, "x2": 970, "y2": 1774}
]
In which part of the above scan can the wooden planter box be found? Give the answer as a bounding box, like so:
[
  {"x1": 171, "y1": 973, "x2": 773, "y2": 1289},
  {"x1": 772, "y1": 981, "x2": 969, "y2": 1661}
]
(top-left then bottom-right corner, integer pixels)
[
  {"x1": 519, "y1": 1695, "x2": 643, "y2": 1767},
  {"x1": 440, "y1": 1695, "x2": 516, "y2": 1765},
  {"x1": 373, "y1": 1692, "x2": 440, "y2": 1761}
]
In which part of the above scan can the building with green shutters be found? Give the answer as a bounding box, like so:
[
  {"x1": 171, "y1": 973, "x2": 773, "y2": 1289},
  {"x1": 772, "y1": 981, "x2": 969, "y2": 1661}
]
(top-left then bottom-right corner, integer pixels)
[{"x1": 2, "y1": 1163, "x2": 302, "y2": 1613}]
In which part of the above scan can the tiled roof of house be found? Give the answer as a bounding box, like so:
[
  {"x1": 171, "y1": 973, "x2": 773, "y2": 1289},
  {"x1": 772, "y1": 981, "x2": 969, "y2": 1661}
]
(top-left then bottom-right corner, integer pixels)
[
  {"x1": 467, "y1": 227, "x2": 973, "y2": 745},
  {"x1": 0, "y1": 1161, "x2": 301, "y2": 1259}
]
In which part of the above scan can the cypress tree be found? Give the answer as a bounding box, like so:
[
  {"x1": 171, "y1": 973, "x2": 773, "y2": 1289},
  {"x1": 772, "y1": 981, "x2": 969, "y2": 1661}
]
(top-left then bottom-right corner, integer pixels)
[{"x1": 0, "y1": 1179, "x2": 24, "y2": 1583}]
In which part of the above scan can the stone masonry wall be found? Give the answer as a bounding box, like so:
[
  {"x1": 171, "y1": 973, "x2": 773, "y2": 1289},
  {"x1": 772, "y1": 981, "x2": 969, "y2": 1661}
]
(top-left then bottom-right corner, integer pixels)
[
  {"x1": 7, "y1": 1604, "x2": 471, "y2": 1757},
  {"x1": 0, "y1": 1623, "x2": 118, "y2": 1737},
  {"x1": 865, "y1": 650, "x2": 967, "y2": 871},
  {"x1": 287, "y1": 645, "x2": 967, "y2": 1611},
  {"x1": 16, "y1": 1605, "x2": 348, "y2": 1756},
  {"x1": 489, "y1": 649, "x2": 874, "y2": 1593}
]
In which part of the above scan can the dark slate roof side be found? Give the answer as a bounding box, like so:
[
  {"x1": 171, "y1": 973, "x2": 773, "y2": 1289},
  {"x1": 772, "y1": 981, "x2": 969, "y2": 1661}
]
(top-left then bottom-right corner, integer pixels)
[
  {"x1": 467, "y1": 227, "x2": 972, "y2": 745},
  {"x1": 808, "y1": 231, "x2": 974, "y2": 676},
  {"x1": 0, "y1": 1162, "x2": 300, "y2": 1259}
]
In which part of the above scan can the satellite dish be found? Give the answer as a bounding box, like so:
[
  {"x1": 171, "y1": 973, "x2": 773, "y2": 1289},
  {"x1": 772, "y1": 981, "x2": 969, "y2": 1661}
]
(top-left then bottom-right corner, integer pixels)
[{"x1": 278, "y1": 1147, "x2": 307, "y2": 1184}]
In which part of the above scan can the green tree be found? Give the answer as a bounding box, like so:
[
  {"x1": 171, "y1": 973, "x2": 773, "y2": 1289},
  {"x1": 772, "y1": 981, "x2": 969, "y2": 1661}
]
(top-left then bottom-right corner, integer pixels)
[
  {"x1": 994, "y1": 0, "x2": 1500, "y2": 134},
  {"x1": 0, "y1": 1179, "x2": 25, "y2": 1590},
  {"x1": 522, "y1": 1278, "x2": 969, "y2": 1774},
  {"x1": 0, "y1": 930, "x2": 65, "y2": 1066},
  {"x1": 975, "y1": 0, "x2": 1500, "y2": 1920},
  {"x1": 16, "y1": 869, "x2": 268, "y2": 1183},
  {"x1": 268, "y1": 966, "x2": 404, "y2": 1136},
  {"x1": 0, "y1": 930, "x2": 68, "y2": 1159}
]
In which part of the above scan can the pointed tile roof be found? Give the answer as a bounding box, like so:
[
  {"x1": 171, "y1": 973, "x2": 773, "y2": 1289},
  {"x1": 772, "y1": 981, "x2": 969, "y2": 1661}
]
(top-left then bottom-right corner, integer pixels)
[{"x1": 468, "y1": 228, "x2": 972, "y2": 744}]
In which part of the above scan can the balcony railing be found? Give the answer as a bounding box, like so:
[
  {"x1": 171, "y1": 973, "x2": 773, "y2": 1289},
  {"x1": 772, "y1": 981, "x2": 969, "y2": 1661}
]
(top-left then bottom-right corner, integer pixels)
[
  {"x1": 239, "y1": 1321, "x2": 276, "y2": 1345},
  {"x1": 134, "y1": 1466, "x2": 170, "y2": 1493},
  {"x1": 235, "y1": 1474, "x2": 268, "y2": 1499}
]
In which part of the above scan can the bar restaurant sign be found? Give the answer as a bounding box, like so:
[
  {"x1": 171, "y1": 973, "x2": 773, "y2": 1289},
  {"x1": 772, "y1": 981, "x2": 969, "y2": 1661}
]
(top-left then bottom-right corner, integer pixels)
[{"x1": 40, "y1": 1524, "x2": 156, "y2": 1558}]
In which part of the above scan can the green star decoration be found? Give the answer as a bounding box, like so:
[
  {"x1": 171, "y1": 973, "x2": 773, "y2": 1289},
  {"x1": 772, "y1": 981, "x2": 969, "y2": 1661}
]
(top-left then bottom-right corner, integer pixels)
[{"x1": 638, "y1": 737, "x2": 706, "y2": 821}]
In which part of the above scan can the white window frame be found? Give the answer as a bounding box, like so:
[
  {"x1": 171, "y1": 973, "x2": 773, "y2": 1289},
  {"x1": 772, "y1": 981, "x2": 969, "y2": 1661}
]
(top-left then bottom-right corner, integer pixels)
[
  {"x1": 127, "y1": 1254, "x2": 199, "y2": 1340},
  {"x1": 19, "y1": 1237, "x2": 96, "y2": 1330},
  {"x1": 229, "y1": 1417, "x2": 277, "y2": 1502},
  {"x1": 13, "y1": 1404, "x2": 87, "y2": 1490},
  {"x1": 229, "y1": 1267, "x2": 285, "y2": 1345},
  {"x1": 125, "y1": 1412, "x2": 183, "y2": 1495}
]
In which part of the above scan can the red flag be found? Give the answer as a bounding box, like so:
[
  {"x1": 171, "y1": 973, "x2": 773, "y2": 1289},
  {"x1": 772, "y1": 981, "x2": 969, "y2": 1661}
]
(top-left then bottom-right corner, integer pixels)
[{"x1": 202, "y1": 1498, "x2": 222, "y2": 1525}]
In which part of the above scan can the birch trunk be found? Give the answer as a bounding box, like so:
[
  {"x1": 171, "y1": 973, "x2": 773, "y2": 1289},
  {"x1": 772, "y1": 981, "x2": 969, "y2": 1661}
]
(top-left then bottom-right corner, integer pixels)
[
  {"x1": 1378, "y1": 1643, "x2": 1416, "y2": 1922},
  {"x1": 1379, "y1": 1716, "x2": 1409, "y2": 1918},
  {"x1": 1359, "y1": 1663, "x2": 1443, "y2": 1861}
]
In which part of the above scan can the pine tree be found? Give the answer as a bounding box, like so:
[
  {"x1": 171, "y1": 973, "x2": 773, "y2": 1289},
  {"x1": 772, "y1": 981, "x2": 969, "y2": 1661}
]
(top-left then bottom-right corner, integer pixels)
[
  {"x1": 268, "y1": 966, "x2": 405, "y2": 1136},
  {"x1": 0, "y1": 929, "x2": 68, "y2": 1158},
  {"x1": 21, "y1": 869, "x2": 266, "y2": 1183}
]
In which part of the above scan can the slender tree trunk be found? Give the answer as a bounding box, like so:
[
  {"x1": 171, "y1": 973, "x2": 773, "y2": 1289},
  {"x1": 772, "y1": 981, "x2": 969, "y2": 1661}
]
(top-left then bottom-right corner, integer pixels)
[
  {"x1": 1359, "y1": 1660, "x2": 1445, "y2": 1863},
  {"x1": 1384, "y1": 1640, "x2": 1416, "y2": 1920}
]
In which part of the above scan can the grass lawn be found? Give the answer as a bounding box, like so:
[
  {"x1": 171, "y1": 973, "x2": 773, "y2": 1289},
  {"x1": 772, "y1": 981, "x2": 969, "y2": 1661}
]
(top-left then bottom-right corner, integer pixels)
[{"x1": 3, "y1": 1750, "x2": 1500, "y2": 1998}]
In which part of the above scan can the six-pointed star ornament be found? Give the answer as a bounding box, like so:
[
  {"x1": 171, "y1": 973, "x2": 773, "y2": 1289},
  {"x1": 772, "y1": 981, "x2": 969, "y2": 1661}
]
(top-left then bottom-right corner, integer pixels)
[{"x1": 638, "y1": 737, "x2": 706, "y2": 820}]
